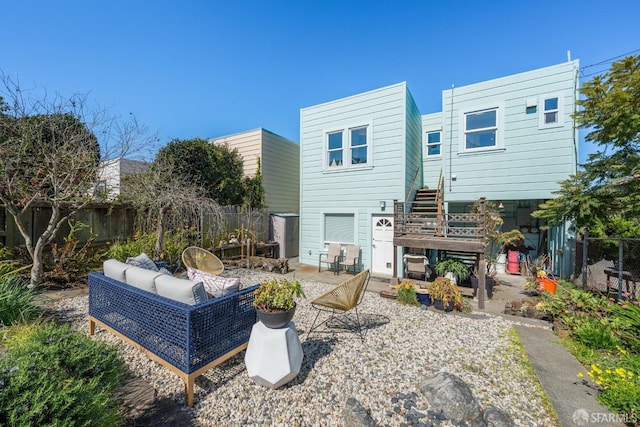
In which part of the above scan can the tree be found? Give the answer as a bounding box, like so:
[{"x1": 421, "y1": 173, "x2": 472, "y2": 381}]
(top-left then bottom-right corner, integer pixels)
[
  {"x1": 156, "y1": 138, "x2": 247, "y2": 206},
  {"x1": 533, "y1": 55, "x2": 640, "y2": 233},
  {"x1": 243, "y1": 156, "x2": 266, "y2": 209},
  {"x1": 120, "y1": 158, "x2": 223, "y2": 259},
  {"x1": 0, "y1": 74, "x2": 151, "y2": 287}
]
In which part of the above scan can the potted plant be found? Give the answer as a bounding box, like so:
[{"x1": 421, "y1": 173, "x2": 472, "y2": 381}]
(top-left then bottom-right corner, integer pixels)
[
  {"x1": 472, "y1": 199, "x2": 524, "y2": 275},
  {"x1": 395, "y1": 279, "x2": 421, "y2": 306},
  {"x1": 253, "y1": 277, "x2": 305, "y2": 328},
  {"x1": 470, "y1": 266, "x2": 495, "y2": 299},
  {"x1": 434, "y1": 258, "x2": 470, "y2": 285},
  {"x1": 426, "y1": 277, "x2": 462, "y2": 311}
]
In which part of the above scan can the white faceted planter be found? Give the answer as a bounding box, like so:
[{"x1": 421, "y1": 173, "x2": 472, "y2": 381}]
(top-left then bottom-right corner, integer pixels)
[{"x1": 244, "y1": 321, "x2": 303, "y2": 389}]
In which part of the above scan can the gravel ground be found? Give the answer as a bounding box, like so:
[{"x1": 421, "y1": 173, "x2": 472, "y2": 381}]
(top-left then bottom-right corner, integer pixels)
[{"x1": 49, "y1": 267, "x2": 557, "y2": 426}]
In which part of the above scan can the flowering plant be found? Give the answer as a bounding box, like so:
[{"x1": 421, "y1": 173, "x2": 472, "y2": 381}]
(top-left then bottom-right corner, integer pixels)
[
  {"x1": 395, "y1": 279, "x2": 419, "y2": 306},
  {"x1": 426, "y1": 277, "x2": 462, "y2": 307}
]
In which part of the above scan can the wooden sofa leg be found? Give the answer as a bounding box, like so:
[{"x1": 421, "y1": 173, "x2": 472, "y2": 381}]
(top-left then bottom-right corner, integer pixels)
[
  {"x1": 88, "y1": 318, "x2": 95, "y2": 336},
  {"x1": 185, "y1": 375, "x2": 195, "y2": 408}
]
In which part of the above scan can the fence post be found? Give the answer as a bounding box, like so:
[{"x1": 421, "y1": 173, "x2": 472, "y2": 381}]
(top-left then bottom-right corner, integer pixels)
[
  {"x1": 582, "y1": 231, "x2": 588, "y2": 289},
  {"x1": 618, "y1": 238, "x2": 623, "y2": 300}
]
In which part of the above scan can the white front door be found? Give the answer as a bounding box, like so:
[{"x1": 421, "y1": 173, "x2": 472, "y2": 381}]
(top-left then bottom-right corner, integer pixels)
[{"x1": 372, "y1": 216, "x2": 394, "y2": 276}]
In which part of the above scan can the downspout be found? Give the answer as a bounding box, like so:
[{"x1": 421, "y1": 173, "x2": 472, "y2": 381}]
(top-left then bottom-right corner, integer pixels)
[{"x1": 448, "y1": 84, "x2": 455, "y2": 192}]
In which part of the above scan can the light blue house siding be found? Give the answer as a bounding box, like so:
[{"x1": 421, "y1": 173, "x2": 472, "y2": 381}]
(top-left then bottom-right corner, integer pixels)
[
  {"x1": 425, "y1": 60, "x2": 579, "y2": 201},
  {"x1": 422, "y1": 112, "x2": 444, "y2": 186},
  {"x1": 298, "y1": 82, "x2": 421, "y2": 270}
]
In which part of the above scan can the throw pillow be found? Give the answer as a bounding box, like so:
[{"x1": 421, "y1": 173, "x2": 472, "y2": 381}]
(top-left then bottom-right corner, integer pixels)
[
  {"x1": 126, "y1": 253, "x2": 159, "y2": 272},
  {"x1": 186, "y1": 267, "x2": 241, "y2": 298}
]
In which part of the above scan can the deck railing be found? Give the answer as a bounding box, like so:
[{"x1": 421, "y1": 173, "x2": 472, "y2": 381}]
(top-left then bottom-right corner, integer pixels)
[{"x1": 394, "y1": 200, "x2": 486, "y2": 240}]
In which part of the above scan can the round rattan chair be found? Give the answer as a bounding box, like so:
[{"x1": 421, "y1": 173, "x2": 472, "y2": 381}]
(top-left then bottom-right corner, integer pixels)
[{"x1": 181, "y1": 246, "x2": 224, "y2": 275}]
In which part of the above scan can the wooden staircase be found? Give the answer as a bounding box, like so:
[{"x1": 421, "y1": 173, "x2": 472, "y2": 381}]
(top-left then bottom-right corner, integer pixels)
[{"x1": 407, "y1": 175, "x2": 444, "y2": 236}]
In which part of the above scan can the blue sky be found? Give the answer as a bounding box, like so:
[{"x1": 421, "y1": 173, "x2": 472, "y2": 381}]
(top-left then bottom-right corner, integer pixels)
[{"x1": 2, "y1": 1, "x2": 639, "y2": 164}]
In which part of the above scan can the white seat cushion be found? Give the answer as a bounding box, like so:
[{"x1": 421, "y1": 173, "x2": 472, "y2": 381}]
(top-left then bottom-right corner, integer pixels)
[
  {"x1": 103, "y1": 259, "x2": 131, "y2": 282},
  {"x1": 124, "y1": 266, "x2": 163, "y2": 294},
  {"x1": 155, "y1": 275, "x2": 208, "y2": 305},
  {"x1": 186, "y1": 267, "x2": 241, "y2": 298}
]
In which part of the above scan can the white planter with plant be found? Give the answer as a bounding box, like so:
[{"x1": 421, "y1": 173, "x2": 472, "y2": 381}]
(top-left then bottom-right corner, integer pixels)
[{"x1": 434, "y1": 258, "x2": 470, "y2": 285}]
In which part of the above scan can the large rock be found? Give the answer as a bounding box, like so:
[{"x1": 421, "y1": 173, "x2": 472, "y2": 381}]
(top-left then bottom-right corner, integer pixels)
[
  {"x1": 420, "y1": 372, "x2": 481, "y2": 422},
  {"x1": 342, "y1": 397, "x2": 376, "y2": 427},
  {"x1": 475, "y1": 406, "x2": 516, "y2": 427}
]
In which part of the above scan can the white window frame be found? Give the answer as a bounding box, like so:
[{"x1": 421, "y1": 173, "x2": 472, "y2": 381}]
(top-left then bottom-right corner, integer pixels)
[
  {"x1": 322, "y1": 212, "x2": 356, "y2": 244},
  {"x1": 324, "y1": 123, "x2": 371, "y2": 170},
  {"x1": 460, "y1": 106, "x2": 503, "y2": 153},
  {"x1": 425, "y1": 130, "x2": 442, "y2": 157},
  {"x1": 539, "y1": 93, "x2": 564, "y2": 129},
  {"x1": 326, "y1": 131, "x2": 344, "y2": 168}
]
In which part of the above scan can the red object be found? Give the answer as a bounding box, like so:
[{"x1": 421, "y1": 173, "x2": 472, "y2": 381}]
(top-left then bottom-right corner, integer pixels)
[
  {"x1": 507, "y1": 250, "x2": 520, "y2": 273},
  {"x1": 537, "y1": 277, "x2": 557, "y2": 294}
]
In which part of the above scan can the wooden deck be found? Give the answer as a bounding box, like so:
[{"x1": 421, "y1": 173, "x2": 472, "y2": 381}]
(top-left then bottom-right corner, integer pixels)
[
  {"x1": 393, "y1": 201, "x2": 486, "y2": 254},
  {"x1": 393, "y1": 234, "x2": 485, "y2": 253}
]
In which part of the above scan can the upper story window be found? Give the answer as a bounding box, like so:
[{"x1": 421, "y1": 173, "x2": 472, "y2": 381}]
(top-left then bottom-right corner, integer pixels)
[
  {"x1": 326, "y1": 125, "x2": 369, "y2": 168},
  {"x1": 426, "y1": 131, "x2": 441, "y2": 156},
  {"x1": 539, "y1": 94, "x2": 563, "y2": 128},
  {"x1": 95, "y1": 180, "x2": 107, "y2": 194},
  {"x1": 327, "y1": 132, "x2": 343, "y2": 167},
  {"x1": 464, "y1": 108, "x2": 497, "y2": 150}
]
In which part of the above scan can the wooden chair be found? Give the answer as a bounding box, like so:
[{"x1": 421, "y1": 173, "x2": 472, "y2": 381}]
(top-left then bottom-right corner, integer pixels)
[
  {"x1": 181, "y1": 246, "x2": 224, "y2": 275},
  {"x1": 318, "y1": 243, "x2": 342, "y2": 275},
  {"x1": 339, "y1": 244, "x2": 360, "y2": 274},
  {"x1": 307, "y1": 269, "x2": 370, "y2": 342}
]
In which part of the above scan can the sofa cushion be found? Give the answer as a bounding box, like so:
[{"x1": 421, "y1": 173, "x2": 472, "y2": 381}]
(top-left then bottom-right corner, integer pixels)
[
  {"x1": 124, "y1": 266, "x2": 163, "y2": 294},
  {"x1": 187, "y1": 267, "x2": 241, "y2": 298},
  {"x1": 103, "y1": 259, "x2": 131, "y2": 282},
  {"x1": 126, "y1": 253, "x2": 159, "y2": 272},
  {"x1": 155, "y1": 275, "x2": 208, "y2": 305}
]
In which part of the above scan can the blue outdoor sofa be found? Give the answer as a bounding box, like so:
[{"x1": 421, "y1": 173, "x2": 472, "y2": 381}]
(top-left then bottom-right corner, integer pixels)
[{"x1": 88, "y1": 259, "x2": 258, "y2": 407}]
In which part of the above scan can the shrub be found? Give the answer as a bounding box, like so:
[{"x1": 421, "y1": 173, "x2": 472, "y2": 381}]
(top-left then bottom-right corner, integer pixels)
[
  {"x1": 103, "y1": 228, "x2": 197, "y2": 265},
  {"x1": 611, "y1": 301, "x2": 640, "y2": 354},
  {"x1": 0, "y1": 275, "x2": 41, "y2": 326},
  {"x1": 584, "y1": 350, "x2": 640, "y2": 422},
  {"x1": 0, "y1": 261, "x2": 26, "y2": 280},
  {"x1": 0, "y1": 243, "x2": 14, "y2": 260},
  {"x1": 570, "y1": 315, "x2": 621, "y2": 351},
  {"x1": 0, "y1": 322, "x2": 125, "y2": 426},
  {"x1": 47, "y1": 220, "x2": 101, "y2": 283}
]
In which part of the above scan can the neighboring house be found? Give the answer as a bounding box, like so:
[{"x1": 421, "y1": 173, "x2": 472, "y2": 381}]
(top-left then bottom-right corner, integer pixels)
[
  {"x1": 210, "y1": 128, "x2": 300, "y2": 214},
  {"x1": 96, "y1": 158, "x2": 148, "y2": 199},
  {"x1": 298, "y1": 60, "x2": 579, "y2": 278}
]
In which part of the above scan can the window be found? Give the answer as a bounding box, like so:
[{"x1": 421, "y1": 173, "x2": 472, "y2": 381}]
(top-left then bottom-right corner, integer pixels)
[
  {"x1": 326, "y1": 125, "x2": 369, "y2": 168},
  {"x1": 350, "y1": 127, "x2": 368, "y2": 164},
  {"x1": 543, "y1": 96, "x2": 559, "y2": 125},
  {"x1": 324, "y1": 213, "x2": 354, "y2": 243},
  {"x1": 464, "y1": 108, "x2": 497, "y2": 150},
  {"x1": 426, "y1": 131, "x2": 441, "y2": 156},
  {"x1": 539, "y1": 93, "x2": 564, "y2": 128},
  {"x1": 327, "y1": 131, "x2": 343, "y2": 167},
  {"x1": 95, "y1": 180, "x2": 107, "y2": 194}
]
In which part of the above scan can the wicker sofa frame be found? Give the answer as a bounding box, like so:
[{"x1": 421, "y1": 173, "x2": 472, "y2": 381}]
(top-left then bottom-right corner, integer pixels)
[{"x1": 88, "y1": 271, "x2": 258, "y2": 407}]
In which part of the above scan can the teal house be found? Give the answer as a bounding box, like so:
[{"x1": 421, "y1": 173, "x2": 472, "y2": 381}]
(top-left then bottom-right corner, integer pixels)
[{"x1": 298, "y1": 60, "x2": 580, "y2": 279}]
